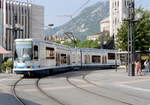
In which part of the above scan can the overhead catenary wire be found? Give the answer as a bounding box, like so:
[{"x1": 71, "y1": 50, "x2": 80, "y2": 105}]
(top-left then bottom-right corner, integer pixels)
[
  {"x1": 57, "y1": 0, "x2": 91, "y2": 20},
  {"x1": 72, "y1": 0, "x2": 91, "y2": 17}
]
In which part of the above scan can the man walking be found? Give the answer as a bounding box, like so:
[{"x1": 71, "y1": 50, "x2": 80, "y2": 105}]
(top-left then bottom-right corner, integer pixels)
[{"x1": 144, "y1": 60, "x2": 149, "y2": 74}]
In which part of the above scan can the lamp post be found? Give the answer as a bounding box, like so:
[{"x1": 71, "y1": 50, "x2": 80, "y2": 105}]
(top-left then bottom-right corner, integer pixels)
[
  {"x1": 122, "y1": 0, "x2": 135, "y2": 76},
  {"x1": 122, "y1": 0, "x2": 142, "y2": 76},
  {"x1": 9, "y1": 13, "x2": 23, "y2": 73},
  {"x1": 48, "y1": 24, "x2": 54, "y2": 27},
  {"x1": 47, "y1": 24, "x2": 54, "y2": 39},
  {"x1": 10, "y1": 0, "x2": 29, "y2": 73}
]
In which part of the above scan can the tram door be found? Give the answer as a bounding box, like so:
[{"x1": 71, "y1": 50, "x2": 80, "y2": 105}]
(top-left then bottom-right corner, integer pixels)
[
  {"x1": 67, "y1": 55, "x2": 70, "y2": 65},
  {"x1": 56, "y1": 53, "x2": 60, "y2": 66}
]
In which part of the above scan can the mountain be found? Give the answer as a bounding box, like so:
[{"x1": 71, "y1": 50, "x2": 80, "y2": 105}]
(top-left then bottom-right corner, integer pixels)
[
  {"x1": 45, "y1": 0, "x2": 150, "y2": 40},
  {"x1": 45, "y1": 1, "x2": 109, "y2": 40}
]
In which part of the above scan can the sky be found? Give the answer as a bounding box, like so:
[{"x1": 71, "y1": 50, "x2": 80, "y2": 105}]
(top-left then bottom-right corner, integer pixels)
[
  {"x1": 19, "y1": 0, "x2": 150, "y2": 27},
  {"x1": 19, "y1": 0, "x2": 107, "y2": 27}
]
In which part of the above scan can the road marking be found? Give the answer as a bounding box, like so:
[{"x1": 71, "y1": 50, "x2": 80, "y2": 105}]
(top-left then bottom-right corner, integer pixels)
[
  {"x1": 0, "y1": 78, "x2": 9, "y2": 82},
  {"x1": 0, "y1": 77, "x2": 19, "y2": 82},
  {"x1": 114, "y1": 79, "x2": 150, "y2": 85},
  {"x1": 119, "y1": 84, "x2": 150, "y2": 93}
]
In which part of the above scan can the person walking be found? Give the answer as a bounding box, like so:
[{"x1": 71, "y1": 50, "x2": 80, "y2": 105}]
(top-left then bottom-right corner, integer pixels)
[
  {"x1": 144, "y1": 60, "x2": 149, "y2": 74},
  {"x1": 136, "y1": 60, "x2": 141, "y2": 75}
]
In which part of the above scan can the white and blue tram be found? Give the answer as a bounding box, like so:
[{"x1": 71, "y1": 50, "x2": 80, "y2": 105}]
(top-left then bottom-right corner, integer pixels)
[{"x1": 13, "y1": 39, "x2": 120, "y2": 76}]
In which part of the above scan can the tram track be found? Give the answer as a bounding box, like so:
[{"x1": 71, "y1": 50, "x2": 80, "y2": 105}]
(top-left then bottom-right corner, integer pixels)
[
  {"x1": 36, "y1": 77, "x2": 68, "y2": 105},
  {"x1": 12, "y1": 77, "x2": 26, "y2": 105},
  {"x1": 66, "y1": 75, "x2": 133, "y2": 105}
]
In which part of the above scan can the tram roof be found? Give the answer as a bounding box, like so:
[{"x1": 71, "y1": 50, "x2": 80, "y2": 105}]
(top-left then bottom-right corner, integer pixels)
[
  {"x1": 15, "y1": 39, "x2": 120, "y2": 53},
  {"x1": 80, "y1": 48, "x2": 119, "y2": 53},
  {"x1": 15, "y1": 38, "x2": 78, "y2": 50}
]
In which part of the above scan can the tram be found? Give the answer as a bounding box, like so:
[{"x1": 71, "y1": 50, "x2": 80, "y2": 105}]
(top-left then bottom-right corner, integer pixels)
[{"x1": 13, "y1": 38, "x2": 120, "y2": 76}]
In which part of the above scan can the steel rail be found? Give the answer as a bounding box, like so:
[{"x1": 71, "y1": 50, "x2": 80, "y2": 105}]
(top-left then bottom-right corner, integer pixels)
[
  {"x1": 66, "y1": 76, "x2": 133, "y2": 105},
  {"x1": 36, "y1": 78, "x2": 68, "y2": 105},
  {"x1": 12, "y1": 77, "x2": 26, "y2": 105}
]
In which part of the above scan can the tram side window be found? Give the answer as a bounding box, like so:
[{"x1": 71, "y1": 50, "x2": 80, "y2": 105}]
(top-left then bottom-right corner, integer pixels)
[
  {"x1": 46, "y1": 47, "x2": 55, "y2": 59},
  {"x1": 108, "y1": 53, "x2": 115, "y2": 60},
  {"x1": 92, "y1": 56, "x2": 101, "y2": 63},
  {"x1": 61, "y1": 54, "x2": 67, "y2": 64},
  {"x1": 34, "y1": 45, "x2": 38, "y2": 60}
]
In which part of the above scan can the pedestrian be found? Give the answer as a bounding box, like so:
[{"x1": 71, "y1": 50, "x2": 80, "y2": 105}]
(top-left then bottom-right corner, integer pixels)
[
  {"x1": 136, "y1": 60, "x2": 141, "y2": 76},
  {"x1": 144, "y1": 59, "x2": 149, "y2": 74}
]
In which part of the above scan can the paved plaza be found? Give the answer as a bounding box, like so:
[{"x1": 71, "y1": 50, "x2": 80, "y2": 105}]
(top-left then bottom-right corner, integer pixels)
[{"x1": 0, "y1": 69, "x2": 150, "y2": 105}]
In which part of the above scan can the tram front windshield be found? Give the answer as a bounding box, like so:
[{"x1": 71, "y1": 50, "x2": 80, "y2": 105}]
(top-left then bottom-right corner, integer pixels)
[{"x1": 15, "y1": 41, "x2": 32, "y2": 61}]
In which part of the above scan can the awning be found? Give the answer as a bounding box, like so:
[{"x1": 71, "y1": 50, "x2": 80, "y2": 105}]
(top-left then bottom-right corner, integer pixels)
[{"x1": 0, "y1": 45, "x2": 9, "y2": 54}]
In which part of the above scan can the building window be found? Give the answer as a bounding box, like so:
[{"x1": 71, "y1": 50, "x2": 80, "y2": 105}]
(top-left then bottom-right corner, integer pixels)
[
  {"x1": 34, "y1": 45, "x2": 38, "y2": 60},
  {"x1": 46, "y1": 47, "x2": 55, "y2": 59},
  {"x1": 115, "y1": 18, "x2": 117, "y2": 25}
]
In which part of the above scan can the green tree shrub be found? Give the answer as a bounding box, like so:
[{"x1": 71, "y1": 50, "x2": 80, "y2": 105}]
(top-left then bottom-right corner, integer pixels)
[
  {"x1": 116, "y1": 8, "x2": 150, "y2": 51},
  {"x1": 0, "y1": 59, "x2": 13, "y2": 72}
]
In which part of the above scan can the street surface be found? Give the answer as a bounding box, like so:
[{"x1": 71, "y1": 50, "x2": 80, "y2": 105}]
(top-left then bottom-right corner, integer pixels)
[{"x1": 0, "y1": 69, "x2": 150, "y2": 105}]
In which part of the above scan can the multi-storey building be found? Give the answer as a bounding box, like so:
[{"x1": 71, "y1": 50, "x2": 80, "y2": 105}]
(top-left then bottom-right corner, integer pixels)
[
  {"x1": 110, "y1": 0, "x2": 128, "y2": 38},
  {"x1": 0, "y1": 0, "x2": 44, "y2": 50}
]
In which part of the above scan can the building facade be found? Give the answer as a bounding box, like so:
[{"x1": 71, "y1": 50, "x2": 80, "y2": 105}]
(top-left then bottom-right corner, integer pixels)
[
  {"x1": 87, "y1": 33, "x2": 101, "y2": 41},
  {"x1": 148, "y1": 8, "x2": 150, "y2": 12},
  {"x1": 110, "y1": 0, "x2": 128, "y2": 38},
  {"x1": 100, "y1": 17, "x2": 110, "y2": 33},
  {"x1": 87, "y1": 31, "x2": 109, "y2": 41},
  {"x1": 0, "y1": 0, "x2": 44, "y2": 50}
]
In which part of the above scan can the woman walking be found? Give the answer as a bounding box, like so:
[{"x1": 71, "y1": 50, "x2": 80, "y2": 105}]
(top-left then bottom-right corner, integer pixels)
[{"x1": 136, "y1": 60, "x2": 141, "y2": 75}]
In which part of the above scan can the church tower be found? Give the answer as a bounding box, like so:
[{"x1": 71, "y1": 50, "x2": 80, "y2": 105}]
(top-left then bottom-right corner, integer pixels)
[{"x1": 110, "y1": 0, "x2": 129, "y2": 38}]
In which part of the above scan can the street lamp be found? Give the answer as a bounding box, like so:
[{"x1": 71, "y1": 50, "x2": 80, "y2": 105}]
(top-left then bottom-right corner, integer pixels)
[
  {"x1": 7, "y1": 14, "x2": 24, "y2": 73},
  {"x1": 45, "y1": 24, "x2": 54, "y2": 41},
  {"x1": 122, "y1": 0, "x2": 142, "y2": 76},
  {"x1": 48, "y1": 24, "x2": 54, "y2": 27}
]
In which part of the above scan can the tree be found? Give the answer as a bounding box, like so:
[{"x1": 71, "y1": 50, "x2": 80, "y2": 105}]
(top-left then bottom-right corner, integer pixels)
[
  {"x1": 78, "y1": 39, "x2": 99, "y2": 48},
  {"x1": 0, "y1": 59, "x2": 13, "y2": 72},
  {"x1": 55, "y1": 40, "x2": 61, "y2": 44},
  {"x1": 116, "y1": 8, "x2": 150, "y2": 51},
  {"x1": 63, "y1": 38, "x2": 80, "y2": 47}
]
